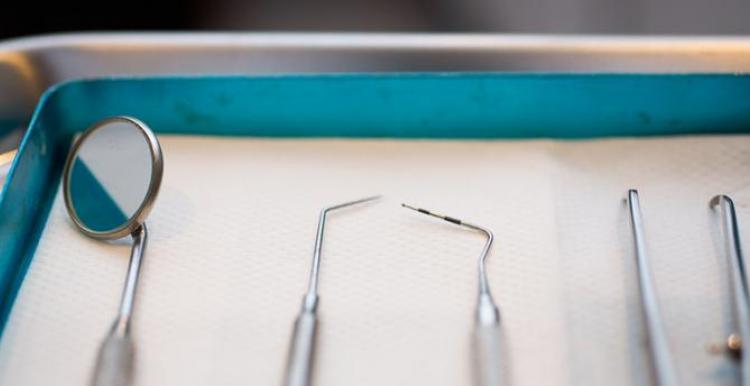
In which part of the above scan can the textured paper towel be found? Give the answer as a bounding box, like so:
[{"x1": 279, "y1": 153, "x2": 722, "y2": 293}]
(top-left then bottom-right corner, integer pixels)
[{"x1": 1, "y1": 135, "x2": 749, "y2": 386}]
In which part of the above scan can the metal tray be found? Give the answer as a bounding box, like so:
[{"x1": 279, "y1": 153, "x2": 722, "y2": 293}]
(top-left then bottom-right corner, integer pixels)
[
  {"x1": 1, "y1": 74, "x2": 750, "y2": 386},
  {"x1": 3, "y1": 72, "x2": 750, "y2": 317}
]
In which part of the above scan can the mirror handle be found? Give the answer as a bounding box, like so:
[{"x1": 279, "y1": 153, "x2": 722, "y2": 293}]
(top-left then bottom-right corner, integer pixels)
[{"x1": 90, "y1": 326, "x2": 134, "y2": 386}]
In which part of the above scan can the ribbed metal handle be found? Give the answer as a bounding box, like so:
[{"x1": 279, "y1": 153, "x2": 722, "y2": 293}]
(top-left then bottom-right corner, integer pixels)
[
  {"x1": 90, "y1": 330, "x2": 134, "y2": 386},
  {"x1": 473, "y1": 324, "x2": 506, "y2": 386},
  {"x1": 283, "y1": 311, "x2": 318, "y2": 386}
]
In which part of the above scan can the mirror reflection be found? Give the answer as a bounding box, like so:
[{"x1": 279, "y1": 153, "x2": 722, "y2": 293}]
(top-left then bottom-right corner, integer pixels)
[{"x1": 67, "y1": 119, "x2": 153, "y2": 234}]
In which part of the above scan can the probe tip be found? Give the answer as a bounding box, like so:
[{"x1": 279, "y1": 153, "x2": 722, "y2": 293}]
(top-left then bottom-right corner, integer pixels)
[{"x1": 401, "y1": 203, "x2": 418, "y2": 211}]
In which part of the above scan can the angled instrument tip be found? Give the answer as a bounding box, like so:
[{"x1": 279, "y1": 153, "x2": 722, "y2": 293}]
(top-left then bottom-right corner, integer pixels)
[
  {"x1": 358, "y1": 194, "x2": 382, "y2": 203},
  {"x1": 401, "y1": 203, "x2": 462, "y2": 225},
  {"x1": 401, "y1": 203, "x2": 419, "y2": 211},
  {"x1": 307, "y1": 194, "x2": 382, "y2": 298},
  {"x1": 324, "y1": 195, "x2": 382, "y2": 212},
  {"x1": 402, "y1": 203, "x2": 497, "y2": 319},
  {"x1": 710, "y1": 194, "x2": 731, "y2": 208}
]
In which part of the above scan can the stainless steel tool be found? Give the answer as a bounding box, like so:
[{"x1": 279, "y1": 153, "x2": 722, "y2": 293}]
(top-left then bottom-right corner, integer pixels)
[
  {"x1": 625, "y1": 190, "x2": 680, "y2": 386},
  {"x1": 283, "y1": 195, "x2": 381, "y2": 386},
  {"x1": 62, "y1": 116, "x2": 164, "y2": 386},
  {"x1": 710, "y1": 195, "x2": 750, "y2": 386},
  {"x1": 402, "y1": 203, "x2": 506, "y2": 386}
]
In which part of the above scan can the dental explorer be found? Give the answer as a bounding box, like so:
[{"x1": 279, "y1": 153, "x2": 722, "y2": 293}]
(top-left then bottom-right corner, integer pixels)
[{"x1": 282, "y1": 195, "x2": 381, "y2": 386}]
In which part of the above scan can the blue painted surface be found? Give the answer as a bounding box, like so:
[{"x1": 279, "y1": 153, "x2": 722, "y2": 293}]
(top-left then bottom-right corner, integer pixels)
[
  {"x1": 50, "y1": 74, "x2": 750, "y2": 139},
  {"x1": 0, "y1": 73, "x2": 749, "y2": 336}
]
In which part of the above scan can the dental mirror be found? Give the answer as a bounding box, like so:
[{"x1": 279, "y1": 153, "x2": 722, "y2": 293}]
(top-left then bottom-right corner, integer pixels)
[{"x1": 62, "y1": 116, "x2": 163, "y2": 386}]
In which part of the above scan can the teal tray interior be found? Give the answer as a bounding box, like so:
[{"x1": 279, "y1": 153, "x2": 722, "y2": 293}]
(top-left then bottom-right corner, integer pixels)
[{"x1": 1, "y1": 73, "x2": 750, "y2": 338}]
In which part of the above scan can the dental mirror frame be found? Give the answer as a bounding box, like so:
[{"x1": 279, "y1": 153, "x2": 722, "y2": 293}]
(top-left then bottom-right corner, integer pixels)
[
  {"x1": 61, "y1": 116, "x2": 163, "y2": 386},
  {"x1": 63, "y1": 116, "x2": 163, "y2": 240}
]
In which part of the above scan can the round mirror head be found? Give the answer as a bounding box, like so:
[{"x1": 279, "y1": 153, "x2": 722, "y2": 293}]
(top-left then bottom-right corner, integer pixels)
[{"x1": 63, "y1": 116, "x2": 163, "y2": 239}]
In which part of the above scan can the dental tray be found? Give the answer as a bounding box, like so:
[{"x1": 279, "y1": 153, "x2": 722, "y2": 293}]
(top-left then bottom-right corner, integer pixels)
[{"x1": 1, "y1": 74, "x2": 750, "y2": 386}]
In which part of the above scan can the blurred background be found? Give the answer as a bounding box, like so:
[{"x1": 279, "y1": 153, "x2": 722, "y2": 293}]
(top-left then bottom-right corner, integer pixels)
[{"x1": 2, "y1": 0, "x2": 750, "y2": 39}]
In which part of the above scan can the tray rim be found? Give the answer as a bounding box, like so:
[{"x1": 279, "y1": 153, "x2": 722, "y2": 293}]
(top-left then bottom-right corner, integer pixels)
[
  {"x1": 2, "y1": 32, "x2": 750, "y2": 131},
  {"x1": 4, "y1": 32, "x2": 750, "y2": 51}
]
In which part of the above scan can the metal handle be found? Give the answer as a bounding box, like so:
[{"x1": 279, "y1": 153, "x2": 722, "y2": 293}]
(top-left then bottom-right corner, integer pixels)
[
  {"x1": 90, "y1": 327, "x2": 135, "y2": 386},
  {"x1": 90, "y1": 226, "x2": 146, "y2": 386},
  {"x1": 626, "y1": 190, "x2": 680, "y2": 386},
  {"x1": 711, "y1": 195, "x2": 750, "y2": 386},
  {"x1": 283, "y1": 310, "x2": 318, "y2": 386},
  {"x1": 473, "y1": 323, "x2": 506, "y2": 386}
]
